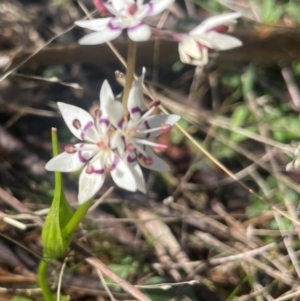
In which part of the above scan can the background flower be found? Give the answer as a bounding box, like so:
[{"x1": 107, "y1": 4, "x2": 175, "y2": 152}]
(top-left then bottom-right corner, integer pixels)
[
  {"x1": 178, "y1": 12, "x2": 242, "y2": 65},
  {"x1": 75, "y1": 0, "x2": 174, "y2": 44}
]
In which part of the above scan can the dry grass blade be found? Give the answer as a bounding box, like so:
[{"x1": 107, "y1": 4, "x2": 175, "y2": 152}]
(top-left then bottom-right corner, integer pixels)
[{"x1": 85, "y1": 257, "x2": 151, "y2": 301}]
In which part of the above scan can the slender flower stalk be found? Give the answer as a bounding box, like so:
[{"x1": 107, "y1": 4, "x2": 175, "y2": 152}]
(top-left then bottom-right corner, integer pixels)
[
  {"x1": 123, "y1": 40, "x2": 137, "y2": 111},
  {"x1": 38, "y1": 260, "x2": 54, "y2": 301}
]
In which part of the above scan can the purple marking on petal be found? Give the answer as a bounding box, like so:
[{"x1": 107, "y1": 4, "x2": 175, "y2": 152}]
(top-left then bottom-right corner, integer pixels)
[
  {"x1": 73, "y1": 119, "x2": 81, "y2": 129},
  {"x1": 83, "y1": 121, "x2": 94, "y2": 132},
  {"x1": 99, "y1": 117, "x2": 110, "y2": 127},
  {"x1": 121, "y1": 136, "x2": 126, "y2": 152},
  {"x1": 117, "y1": 118, "x2": 125, "y2": 129},
  {"x1": 144, "y1": 120, "x2": 150, "y2": 129},
  {"x1": 128, "y1": 21, "x2": 144, "y2": 31},
  {"x1": 108, "y1": 19, "x2": 122, "y2": 31},
  {"x1": 146, "y1": 3, "x2": 153, "y2": 15},
  {"x1": 144, "y1": 120, "x2": 150, "y2": 138},
  {"x1": 131, "y1": 106, "x2": 142, "y2": 115},
  {"x1": 78, "y1": 151, "x2": 89, "y2": 163},
  {"x1": 93, "y1": 167, "x2": 105, "y2": 174},
  {"x1": 111, "y1": 155, "x2": 120, "y2": 170},
  {"x1": 127, "y1": 155, "x2": 137, "y2": 163}
]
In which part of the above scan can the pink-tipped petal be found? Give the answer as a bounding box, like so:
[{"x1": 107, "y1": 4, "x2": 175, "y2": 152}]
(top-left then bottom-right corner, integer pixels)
[
  {"x1": 110, "y1": 155, "x2": 137, "y2": 191},
  {"x1": 57, "y1": 102, "x2": 97, "y2": 142},
  {"x1": 78, "y1": 29, "x2": 122, "y2": 45},
  {"x1": 138, "y1": 146, "x2": 170, "y2": 172},
  {"x1": 142, "y1": 114, "x2": 180, "y2": 137},
  {"x1": 147, "y1": 0, "x2": 174, "y2": 16},
  {"x1": 127, "y1": 23, "x2": 151, "y2": 41}
]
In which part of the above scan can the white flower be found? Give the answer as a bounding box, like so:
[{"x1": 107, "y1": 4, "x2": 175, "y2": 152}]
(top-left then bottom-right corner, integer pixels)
[
  {"x1": 178, "y1": 12, "x2": 243, "y2": 66},
  {"x1": 75, "y1": 0, "x2": 174, "y2": 44},
  {"x1": 45, "y1": 81, "x2": 138, "y2": 204},
  {"x1": 104, "y1": 69, "x2": 180, "y2": 181}
]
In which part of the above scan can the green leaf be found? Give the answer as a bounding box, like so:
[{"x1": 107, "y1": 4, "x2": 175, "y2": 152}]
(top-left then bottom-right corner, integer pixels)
[
  {"x1": 230, "y1": 126, "x2": 257, "y2": 143},
  {"x1": 42, "y1": 128, "x2": 73, "y2": 259},
  {"x1": 262, "y1": 0, "x2": 274, "y2": 21},
  {"x1": 242, "y1": 65, "x2": 255, "y2": 96},
  {"x1": 231, "y1": 105, "x2": 249, "y2": 127},
  {"x1": 11, "y1": 297, "x2": 33, "y2": 301},
  {"x1": 171, "y1": 119, "x2": 189, "y2": 144}
]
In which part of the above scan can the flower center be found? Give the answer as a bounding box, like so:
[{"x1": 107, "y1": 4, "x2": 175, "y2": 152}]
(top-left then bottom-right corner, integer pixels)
[{"x1": 97, "y1": 140, "x2": 108, "y2": 149}]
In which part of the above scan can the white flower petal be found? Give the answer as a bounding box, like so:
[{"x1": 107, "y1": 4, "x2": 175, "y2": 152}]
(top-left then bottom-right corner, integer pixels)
[
  {"x1": 127, "y1": 158, "x2": 146, "y2": 193},
  {"x1": 137, "y1": 0, "x2": 144, "y2": 7},
  {"x1": 146, "y1": 0, "x2": 174, "y2": 16},
  {"x1": 180, "y1": 37, "x2": 202, "y2": 60},
  {"x1": 179, "y1": 41, "x2": 208, "y2": 66},
  {"x1": 78, "y1": 29, "x2": 122, "y2": 45},
  {"x1": 138, "y1": 146, "x2": 170, "y2": 172},
  {"x1": 78, "y1": 168, "x2": 105, "y2": 204},
  {"x1": 112, "y1": 0, "x2": 133, "y2": 11},
  {"x1": 45, "y1": 151, "x2": 83, "y2": 172},
  {"x1": 111, "y1": 130, "x2": 126, "y2": 156},
  {"x1": 75, "y1": 18, "x2": 113, "y2": 30},
  {"x1": 57, "y1": 102, "x2": 97, "y2": 142},
  {"x1": 127, "y1": 23, "x2": 151, "y2": 41},
  {"x1": 190, "y1": 12, "x2": 241, "y2": 35},
  {"x1": 178, "y1": 42, "x2": 192, "y2": 64},
  {"x1": 100, "y1": 80, "x2": 114, "y2": 109},
  {"x1": 78, "y1": 154, "x2": 106, "y2": 204},
  {"x1": 207, "y1": 31, "x2": 242, "y2": 50},
  {"x1": 104, "y1": 100, "x2": 126, "y2": 129},
  {"x1": 127, "y1": 69, "x2": 145, "y2": 120},
  {"x1": 142, "y1": 114, "x2": 180, "y2": 137},
  {"x1": 110, "y1": 155, "x2": 137, "y2": 191}
]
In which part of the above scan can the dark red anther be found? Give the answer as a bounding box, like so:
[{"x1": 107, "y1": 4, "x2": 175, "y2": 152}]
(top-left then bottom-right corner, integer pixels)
[
  {"x1": 93, "y1": 107, "x2": 102, "y2": 118},
  {"x1": 153, "y1": 144, "x2": 168, "y2": 152},
  {"x1": 126, "y1": 143, "x2": 136, "y2": 151},
  {"x1": 127, "y1": 3, "x2": 138, "y2": 15},
  {"x1": 143, "y1": 156, "x2": 153, "y2": 166},
  {"x1": 160, "y1": 124, "x2": 171, "y2": 133},
  {"x1": 150, "y1": 100, "x2": 161, "y2": 108},
  {"x1": 212, "y1": 25, "x2": 229, "y2": 34}
]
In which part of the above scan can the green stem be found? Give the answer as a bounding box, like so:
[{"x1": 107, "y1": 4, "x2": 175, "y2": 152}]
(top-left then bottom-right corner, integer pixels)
[
  {"x1": 122, "y1": 40, "x2": 137, "y2": 111},
  {"x1": 62, "y1": 199, "x2": 92, "y2": 237},
  {"x1": 38, "y1": 260, "x2": 55, "y2": 301}
]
